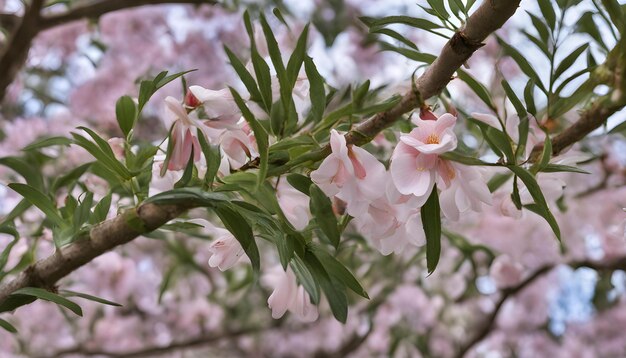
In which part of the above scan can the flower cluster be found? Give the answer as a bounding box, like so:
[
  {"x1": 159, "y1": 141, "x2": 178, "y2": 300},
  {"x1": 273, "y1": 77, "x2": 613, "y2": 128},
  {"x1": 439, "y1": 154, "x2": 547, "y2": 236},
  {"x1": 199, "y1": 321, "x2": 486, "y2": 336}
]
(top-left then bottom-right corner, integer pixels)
[{"x1": 311, "y1": 113, "x2": 492, "y2": 254}]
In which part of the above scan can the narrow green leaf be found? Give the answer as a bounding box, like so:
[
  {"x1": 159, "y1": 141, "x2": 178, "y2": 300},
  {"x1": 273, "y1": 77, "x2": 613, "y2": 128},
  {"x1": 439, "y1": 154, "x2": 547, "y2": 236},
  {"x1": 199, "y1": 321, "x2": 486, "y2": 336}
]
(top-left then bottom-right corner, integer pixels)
[
  {"x1": 310, "y1": 244, "x2": 368, "y2": 299},
  {"x1": 60, "y1": 290, "x2": 122, "y2": 307},
  {"x1": 291, "y1": 255, "x2": 320, "y2": 304},
  {"x1": 371, "y1": 27, "x2": 418, "y2": 49},
  {"x1": 538, "y1": 0, "x2": 556, "y2": 29},
  {"x1": 487, "y1": 172, "x2": 512, "y2": 192},
  {"x1": 421, "y1": 186, "x2": 441, "y2": 274},
  {"x1": 0, "y1": 318, "x2": 17, "y2": 333},
  {"x1": 304, "y1": 56, "x2": 325, "y2": 124},
  {"x1": 497, "y1": 38, "x2": 548, "y2": 94},
  {"x1": 541, "y1": 163, "x2": 590, "y2": 174},
  {"x1": 13, "y1": 287, "x2": 82, "y2": 316},
  {"x1": 197, "y1": 133, "x2": 220, "y2": 189},
  {"x1": 457, "y1": 69, "x2": 495, "y2": 110},
  {"x1": 214, "y1": 204, "x2": 260, "y2": 272},
  {"x1": 309, "y1": 184, "x2": 340, "y2": 248},
  {"x1": 229, "y1": 88, "x2": 269, "y2": 189},
  {"x1": 303, "y1": 251, "x2": 347, "y2": 322},
  {"x1": 224, "y1": 46, "x2": 263, "y2": 103},
  {"x1": 8, "y1": 183, "x2": 63, "y2": 226},
  {"x1": 90, "y1": 193, "x2": 112, "y2": 224},
  {"x1": 553, "y1": 44, "x2": 589, "y2": 81},
  {"x1": 22, "y1": 136, "x2": 72, "y2": 151},
  {"x1": 0, "y1": 157, "x2": 44, "y2": 190},
  {"x1": 286, "y1": 24, "x2": 310, "y2": 86},
  {"x1": 507, "y1": 165, "x2": 561, "y2": 240}
]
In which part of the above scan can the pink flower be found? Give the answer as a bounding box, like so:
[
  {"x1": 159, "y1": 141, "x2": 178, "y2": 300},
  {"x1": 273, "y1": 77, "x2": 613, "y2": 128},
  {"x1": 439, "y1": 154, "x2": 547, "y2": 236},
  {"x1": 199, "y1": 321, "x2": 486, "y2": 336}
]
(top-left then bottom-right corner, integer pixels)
[
  {"x1": 263, "y1": 265, "x2": 318, "y2": 322},
  {"x1": 163, "y1": 96, "x2": 205, "y2": 171},
  {"x1": 188, "y1": 85, "x2": 240, "y2": 126},
  {"x1": 390, "y1": 113, "x2": 458, "y2": 199},
  {"x1": 207, "y1": 229, "x2": 245, "y2": 271},
  {"x1": 311, "y1": 129, "x2": 387, "y2": 216},
  {"x1": 220, "y1": 125, "x2": 258, "y2": 169},
  {"x1": 439, "y1": 163, "x2": 492, "y2": 221},
  {"x1": 276, "y1": 180, "x2": 311, "y2": 231},
  {"x1": 353, "y1": 181, "x2": 425, "y2": 255}
]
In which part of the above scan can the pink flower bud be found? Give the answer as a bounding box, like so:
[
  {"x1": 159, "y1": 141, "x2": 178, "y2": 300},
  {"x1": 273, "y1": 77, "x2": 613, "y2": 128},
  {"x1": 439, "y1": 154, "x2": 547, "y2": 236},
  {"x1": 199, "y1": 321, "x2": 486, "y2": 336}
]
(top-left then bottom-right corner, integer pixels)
[{"x1": 183, "y1": 90, "x2": 201, "y2": 109}]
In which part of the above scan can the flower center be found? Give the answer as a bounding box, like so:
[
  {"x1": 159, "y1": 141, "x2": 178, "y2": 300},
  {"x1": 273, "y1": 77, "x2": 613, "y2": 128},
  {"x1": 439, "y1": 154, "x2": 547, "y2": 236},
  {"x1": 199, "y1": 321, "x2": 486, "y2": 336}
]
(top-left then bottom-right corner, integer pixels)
[{"x1": 426, "y1": 133, "x2": 440, "y2": 144}]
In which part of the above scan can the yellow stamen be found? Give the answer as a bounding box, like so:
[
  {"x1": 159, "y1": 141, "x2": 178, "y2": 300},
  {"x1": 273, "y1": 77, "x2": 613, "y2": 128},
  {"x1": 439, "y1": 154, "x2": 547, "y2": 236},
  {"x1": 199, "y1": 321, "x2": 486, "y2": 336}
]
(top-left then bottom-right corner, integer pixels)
[{"x1": 426, "y1": 133, "x2": 440, "y2": 144}]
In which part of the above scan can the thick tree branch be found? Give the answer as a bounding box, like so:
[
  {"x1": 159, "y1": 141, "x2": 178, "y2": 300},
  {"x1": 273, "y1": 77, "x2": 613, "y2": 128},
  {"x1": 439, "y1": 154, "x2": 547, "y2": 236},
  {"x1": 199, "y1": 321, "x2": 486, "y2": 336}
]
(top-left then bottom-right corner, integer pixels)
[
  {"x1": 0, "y1": 0, "x2": 522, "y2": 307},
  {"x1": 0, "y1": 203, "x2": 189, "y2": 304},
  {"x1": 456, "y1": 257, "x2": 626, "y2": 358},
  {"x1": 0, "y1": 0, "x2": 219, "y2": 102},
  {"x1": 38, "y1": 0, "x2": 218, "y2": 30},
  {"x1": 0, "y1": 0, "x2": 45, "y2": 101}
]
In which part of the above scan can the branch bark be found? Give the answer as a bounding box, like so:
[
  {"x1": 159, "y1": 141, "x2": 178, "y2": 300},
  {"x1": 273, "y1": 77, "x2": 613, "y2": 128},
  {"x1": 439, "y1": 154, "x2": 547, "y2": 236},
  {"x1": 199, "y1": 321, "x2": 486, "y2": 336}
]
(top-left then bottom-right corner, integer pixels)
[
  {"x1": 0, "y1": 203, "x2": 189, "y2": 304},
  {"x1": 0, "y1": 0, "x2": 218, "y2": 102},
  {"x1": 38, "y1": 0, "x2": 218, "y2": 30},
  {"x1": 0, "y1": 0, "x2": 522, "y2": 306},
  {"x1": 0, "y1": 0, "x2": 45, "y2": 101},
  {"x1": 456, "y1": 257, "x2": 626, "y2": 358}
]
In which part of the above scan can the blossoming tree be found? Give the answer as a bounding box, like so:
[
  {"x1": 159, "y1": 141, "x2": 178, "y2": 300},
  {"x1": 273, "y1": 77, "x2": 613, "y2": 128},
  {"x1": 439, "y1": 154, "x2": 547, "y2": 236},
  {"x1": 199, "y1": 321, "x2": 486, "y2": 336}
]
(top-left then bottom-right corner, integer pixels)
[{"x1": 0, "y1": 0, "x2": 625, "y2": 356}]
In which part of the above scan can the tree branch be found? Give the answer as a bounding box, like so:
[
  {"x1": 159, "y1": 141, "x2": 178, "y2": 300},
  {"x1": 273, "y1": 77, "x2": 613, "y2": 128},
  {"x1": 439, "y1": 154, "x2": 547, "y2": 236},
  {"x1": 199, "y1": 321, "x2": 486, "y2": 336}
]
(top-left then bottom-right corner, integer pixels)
[
  {"x1": 38, "y1": 0, "x2": 218, "y2": 30},
  {"x1": 0, "y1": 203, "x2": 189, "y2": 304},
  {"x1": 456, "y1": 257, "x2": 626, "y2": 358},
  {"x1": 0, "y1": 0, "x2": 219, "y2": 102},
  {"x1": 43, "y1": 326, "x2": 259, "y2": 358},
  {"x1": 0, "y1": 0, "x2": 45, "y2": 101}
]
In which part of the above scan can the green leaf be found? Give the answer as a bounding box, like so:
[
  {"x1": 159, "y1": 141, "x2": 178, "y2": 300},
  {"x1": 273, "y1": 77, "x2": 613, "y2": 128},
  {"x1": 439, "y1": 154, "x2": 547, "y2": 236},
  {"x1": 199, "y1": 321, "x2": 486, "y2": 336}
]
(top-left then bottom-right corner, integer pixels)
[
  {"x1": 538, "y1": 0, "x2": 556, "y2": 29},
  {"x1": 60, "y1": 290, "x2": 122, "y2": 307},
  {"x1": 457, "y1": 69, "x2": 495, "y2": 110},
  {"x1": 371, "y1": 27, "x2": 418, "y2": 49},
  {"x1": 22, "y1": 136, "x2": 72, "y2": 151},
  {"x1": 524, "y1": 79, "x2": 537, "y2": 116},
  {"x1": 224, "y1": 46, "x2": 263, "y2": 103},
  {"x1": 309, "y1": 244, "x2": 368, "y2": 299},
  {"x1": 197, "y1": 133, "x2": 220, "y2": 189},
  {"x1": 13, "y1": 287, "x2": 82, "y2": 316},
  {"x1": 309, "y1": 184, "x2": 340, "y2": 248},
  {"x1": 507, "y1": 165, "x2": 561, "y2": 240},
  {"x1": 173, "y1": 147, "x2": 195, "y2": 188},
  {"x1": 291, "y1": 255, "x2": 320, "y2": 304},
  {"x1": 214, "y1": 204, "x2": 260, "y2": 272},
  {"x1": 364, "y1": 15, "x2": 441, "y2": 32},
  {"x1": 379, "y1": 43, "x2": 437, "y2": 64},
  {"x1": 532, "y1": 133, "x2": 552, "y2": 174},
  {"x1": 541, "y1": 163, "x2": 590, "y2": 174},
  {"x1": 553, "y1": 44, "x2": 589, "y2": 81},
  {"x1": 0, "y1": 225, "x2": 19, "y2": 272},
  {"x1": 8, "y1": 183, "x2": 63, "y2": 226},
  {"x1": 115, "y1": 95, "x2": 137, "y2": 137},
  {"x1": 145, "y1": 187, "x2": 227, "y2": 207},
  {"x1": 72, "y1": 128, "x2": 132, "y2": 180},
  {"x1": 421, "y1": 187, "x2": 441, "y2": 274},
  {"x1": 230, "y1": 88, "x2": 269, "y2": 189},
  {"x1": 576, "y1": 12, "x2": 608, "y2": 50},
  {"x1": 303, "y1": 250, "x2": 347, "y2": 323},
  {"x1": 0, "y1": 318, "x2": 17, "y2": 333},
  {"x1": 90, "y1": 192, "x2": 112, "y2": 224},
  {"x1": 440, "y1": 151, "x2": 495, "y2": 166},
  {"x1": 0, "y1": 156, "x2": 44, "y2": 190},
  {"x1": 286, "y1": 23, "x2": 310, "y2": 86},
  {"x1": 304, "y1": 56, "x2": 326, "y2": 124},
  {"x1": 286, "y1": 173, "x2": 312, "y2": 195},
  {"x1": 527, "y1": 12, "x2": 550, "y2": 42},
  {"x1": 497, "y1": 37, "x2": 547, "y2": 94},
  {"x1": 487, "y1": 172, "x2": 512, "y2": 192}
]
